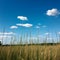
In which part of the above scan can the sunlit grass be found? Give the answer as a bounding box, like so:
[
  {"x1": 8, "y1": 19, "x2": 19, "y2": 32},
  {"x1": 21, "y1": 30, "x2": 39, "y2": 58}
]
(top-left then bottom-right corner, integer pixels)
[
  {"x1": 0, "y1": 31, "x2": 60, "y2": 60},
  {"x1": 0, "y1": 44, "x2": 60, "y2": 60}
]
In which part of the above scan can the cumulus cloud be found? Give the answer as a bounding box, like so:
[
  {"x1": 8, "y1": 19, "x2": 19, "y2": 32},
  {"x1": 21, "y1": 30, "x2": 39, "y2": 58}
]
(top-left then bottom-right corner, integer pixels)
[
  {"x1": 46, "y1": 8, "x2": 60, "y2": 16},
  {"x1": 10, "y1": 26, "x2": 18, "y2": 29},
  {"x1": 17, "y1": 16, "x2": 28, "y2": 20},
  {"x1": 16, "y1": 23, "x2": 33, "y2": 27}
]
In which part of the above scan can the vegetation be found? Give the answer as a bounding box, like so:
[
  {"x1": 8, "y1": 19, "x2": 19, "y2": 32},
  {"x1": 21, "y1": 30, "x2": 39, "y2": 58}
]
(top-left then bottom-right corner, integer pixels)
[
  {"x1": 0, "y1": 44, "x2": 60, "y2": 60},
  {"x1": 0, "y1": 32, "x2": 60, "y2": 60},
  {"x1": 0, "y1": 41, "x2": 2, "y2": 45}
]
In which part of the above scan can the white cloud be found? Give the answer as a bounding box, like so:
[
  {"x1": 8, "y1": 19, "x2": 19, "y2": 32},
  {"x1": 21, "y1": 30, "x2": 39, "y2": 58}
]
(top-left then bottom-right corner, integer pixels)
[
  {"x1": 0, "y1": 32, "x2": 15, "y2": 35},
  {"x1": 10, "y1": 26, "x2": 18, "y2": 29},
  {"x1": 16, "y1": 23, "x2": 33, "y2": 27},
  {"x1": 0, "y1": 36, "x2": 12, "y2": 38},
  {"x1": 17, "y1": 16, "x2": 28, "y2": 20},
  {"x1": 0, "y1": 32, "x2": 15, "y2": 42},
  {"x1": 46, "y1": 8, "x2": 60, "y2": 16},
  {"x1": 0, "y1": 35, "x2": 12, "y2": 41}
]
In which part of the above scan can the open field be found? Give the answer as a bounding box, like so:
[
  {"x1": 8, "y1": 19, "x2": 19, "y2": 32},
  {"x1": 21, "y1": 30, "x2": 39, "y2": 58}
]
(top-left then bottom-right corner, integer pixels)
[
  {"x1": 0, "y1": 31, "x2": 60, "y2": 60},
  {"x1": 0, "y1": 0, "x2": 60, "y2": 60},
  {"x1": 0, "y1": 44, "x2": 60, "y2": 60}
]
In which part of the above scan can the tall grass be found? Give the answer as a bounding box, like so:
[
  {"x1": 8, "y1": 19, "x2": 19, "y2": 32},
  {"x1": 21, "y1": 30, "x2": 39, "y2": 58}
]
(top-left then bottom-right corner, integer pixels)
[
  {"x1": 0, "y1": 32, "x2": 60, "y2": 60},
  {"x1": 0, "y1": 45, "x2": 60, "y2": 60}
]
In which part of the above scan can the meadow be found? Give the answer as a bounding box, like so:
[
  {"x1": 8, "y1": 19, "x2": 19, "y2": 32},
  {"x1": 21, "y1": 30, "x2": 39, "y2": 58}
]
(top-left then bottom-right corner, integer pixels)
[
  {"x1": 0, "y1": 44, "x2": 60, "y2": 60},
  {"x1": 0, "y1": 33, "x2": 60, "y2": 60}
]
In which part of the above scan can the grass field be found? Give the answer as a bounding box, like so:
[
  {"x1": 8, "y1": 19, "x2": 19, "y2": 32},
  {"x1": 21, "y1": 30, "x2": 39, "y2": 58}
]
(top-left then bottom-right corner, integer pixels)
[
  {"x1": 0, "y1": 33, "x2": 60, "y2": 60},
  {"x1": 0, "y1": 44, "x2": 60, "y2": 60}
]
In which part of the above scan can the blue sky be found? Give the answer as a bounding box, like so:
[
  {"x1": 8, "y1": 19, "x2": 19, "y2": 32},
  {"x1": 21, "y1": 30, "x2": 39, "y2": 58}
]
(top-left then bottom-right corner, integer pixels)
[{"x1": 0, "y1": 0, "x2": 60, "y2": 44}]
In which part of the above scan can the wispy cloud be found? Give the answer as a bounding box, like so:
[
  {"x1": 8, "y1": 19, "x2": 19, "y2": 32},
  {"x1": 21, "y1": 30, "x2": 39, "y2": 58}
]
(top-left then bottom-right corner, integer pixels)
[
  {"x1": 10, "y1": 26, "x2": 18, "y2": 29},
  {"x1": 45, "y1": 32, "x2": 50, "y2": 35},
  {"x1": 38, "y1": 23, "x2": 41, "y2": 25},
  {"x1": 0, "y1": 35, "x2": 12, "y2": 41},
  {"x1": 16, "y1": 23, "x2": 33, "y2": 27},
  {"x1": 57, "y1": 32, "x2": 60, "y2": 34},
  {"x1": 17, "y1": 16, "x2": 28, "y2": 20},
  {"x1": 35, "y1": 26, "x2": 40, "y2": 28},
  {"x1": 42, "y1": 25, "x2": 47, "y2": 28},
  {"x1": 35, "y1": 23, "x2": 41, "y2": 28},
  {"x1": 36, "y1": 23, "x2": 47, "y2": 29},
  {"x1": 0, "y1": 36, "x2": 12, "y2": 38},
  {"x1": 45, "y1": 32, "x2": 52, "y2": 36},
  {"x1": 46, "y1": 8, "x2": 60, "y2": 16},
  {"x1": 0, "y1": 32, "x2": 15, "y2": 35}
]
